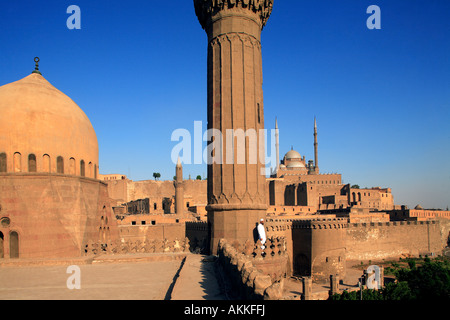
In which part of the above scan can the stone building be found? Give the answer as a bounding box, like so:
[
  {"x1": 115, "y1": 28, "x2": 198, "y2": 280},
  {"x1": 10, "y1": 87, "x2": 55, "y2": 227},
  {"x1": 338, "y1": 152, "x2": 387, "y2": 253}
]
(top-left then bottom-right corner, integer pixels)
[
  {"x1": 268, "y1": 118, "x2": 394, "y2": 213},
  {"x1": 0, "y1": 64, "x2": 119, "y2": 259}
]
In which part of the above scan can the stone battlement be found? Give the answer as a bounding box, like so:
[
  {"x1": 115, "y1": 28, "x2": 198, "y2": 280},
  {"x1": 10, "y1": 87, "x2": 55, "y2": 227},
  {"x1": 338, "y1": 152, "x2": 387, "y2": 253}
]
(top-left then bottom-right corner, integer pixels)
[
  {"x1": 350, "y1": 219, "x2": 440, "y2": 228},
  {"x1": 185, "y1": 221, "x2": 208, "y2": 231},
  {"x1": 292, "y1": 218, "x2": 348, "y2": 230},
  {"x1": 217, "y1": 238, "x2": 287, "y2": 300}
]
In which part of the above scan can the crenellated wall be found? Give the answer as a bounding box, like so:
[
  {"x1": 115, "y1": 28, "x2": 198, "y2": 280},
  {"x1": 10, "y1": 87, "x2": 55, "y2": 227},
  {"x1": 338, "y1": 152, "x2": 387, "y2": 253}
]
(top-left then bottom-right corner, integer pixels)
[
  {"x1": 264, "y1": 216, "x2": 450, "y2": 283},
  {"x1": 346, "y1": 220, "x2": 445, "y2": 261}
]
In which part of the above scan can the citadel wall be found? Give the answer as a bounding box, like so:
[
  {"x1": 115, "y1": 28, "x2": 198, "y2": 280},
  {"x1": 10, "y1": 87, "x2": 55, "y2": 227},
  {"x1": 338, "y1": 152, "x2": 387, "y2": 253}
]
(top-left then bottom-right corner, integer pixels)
[
  {"x1": 346, "y1": 220, "x2": 449, "y2": 261},
  {"x1": 263, "y1": 216, "x2": 449, "y2": 282}
]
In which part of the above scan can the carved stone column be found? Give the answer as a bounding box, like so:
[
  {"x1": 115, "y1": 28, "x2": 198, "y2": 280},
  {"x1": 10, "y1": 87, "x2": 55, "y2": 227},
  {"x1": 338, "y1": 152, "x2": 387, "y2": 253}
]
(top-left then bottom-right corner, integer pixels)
[{"x1": 194, "y1": 0, "x2": 274, "y2": 254}]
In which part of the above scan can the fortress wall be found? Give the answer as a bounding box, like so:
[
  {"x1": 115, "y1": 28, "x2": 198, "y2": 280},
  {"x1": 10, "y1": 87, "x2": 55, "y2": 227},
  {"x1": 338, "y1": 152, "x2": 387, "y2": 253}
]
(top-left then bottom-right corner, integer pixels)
[
  {"x1": 345, "y1": 220, "x2": 444, "y2": 261},
  {"x1": 266, "y1": 217, "x2": 449, "y2": 280},
  {"x1": 291, "y1": 219, "x2": 347, "y2": 282}
]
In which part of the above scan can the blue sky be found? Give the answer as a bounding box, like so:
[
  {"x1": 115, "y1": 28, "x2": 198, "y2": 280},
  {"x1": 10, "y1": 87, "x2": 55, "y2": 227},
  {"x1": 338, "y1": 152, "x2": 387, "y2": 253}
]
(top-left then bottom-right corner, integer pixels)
[{"x1": 1, "y1": 1, "x2": 449, "y2": 209}]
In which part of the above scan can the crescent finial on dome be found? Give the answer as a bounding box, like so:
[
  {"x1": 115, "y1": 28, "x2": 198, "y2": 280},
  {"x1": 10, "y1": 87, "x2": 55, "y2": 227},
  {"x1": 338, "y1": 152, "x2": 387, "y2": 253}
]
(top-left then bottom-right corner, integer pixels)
[{"x1": 32, "y1": 57, "x2": 42, "y2": 75}]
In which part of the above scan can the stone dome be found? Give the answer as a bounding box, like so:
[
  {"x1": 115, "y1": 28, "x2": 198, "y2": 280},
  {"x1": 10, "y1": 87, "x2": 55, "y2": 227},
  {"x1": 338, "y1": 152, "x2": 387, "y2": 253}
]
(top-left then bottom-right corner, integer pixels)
[
  {"x1": 0, "y1": 72, "x2": 99, "y2": 177},
  {"x1": 284, "y1": 149, "x2": 301, "y2": 160}
]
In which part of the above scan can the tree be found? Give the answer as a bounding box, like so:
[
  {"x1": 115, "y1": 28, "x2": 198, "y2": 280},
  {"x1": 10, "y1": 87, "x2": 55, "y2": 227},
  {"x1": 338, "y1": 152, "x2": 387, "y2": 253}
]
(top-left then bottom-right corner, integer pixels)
[
  {"x1": 351, "y1": 184, "x2": 360, "y2": 189},
  {"x1": 196, "y1": 175, "x2": 202, "y2": 180},
  {"x1": 395, "y1": 258, "x2": 450, "y2": 300},
  {"x1": 153, "y1": 172, "x2": 161, "y2": 181},
  {"x1": 329, "y1": 258, "x2": 450, "y2": 300},
  {"x1": 382, "y1": 281, "x2": 413, "y2": 300}
]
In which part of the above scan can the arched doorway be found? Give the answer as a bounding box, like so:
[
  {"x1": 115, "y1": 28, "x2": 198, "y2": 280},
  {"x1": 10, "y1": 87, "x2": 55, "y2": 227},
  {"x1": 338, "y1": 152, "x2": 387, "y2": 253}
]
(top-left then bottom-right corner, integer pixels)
[{"x1": 10, "y1": 231, "x2": 19, "y2": 258}]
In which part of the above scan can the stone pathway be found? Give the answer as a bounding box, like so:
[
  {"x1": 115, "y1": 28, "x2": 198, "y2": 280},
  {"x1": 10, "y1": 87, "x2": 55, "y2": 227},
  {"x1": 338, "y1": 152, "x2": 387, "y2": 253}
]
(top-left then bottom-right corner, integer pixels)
[
  {"x1": 0, "y1": 253, "x2": 185, "y2": 300},
  {"x1": 0, "y1": 253, "x2": 227, "y2": 300},
  {"x1": 171, "y1": 254, "x2": 227, "y2": 300}
]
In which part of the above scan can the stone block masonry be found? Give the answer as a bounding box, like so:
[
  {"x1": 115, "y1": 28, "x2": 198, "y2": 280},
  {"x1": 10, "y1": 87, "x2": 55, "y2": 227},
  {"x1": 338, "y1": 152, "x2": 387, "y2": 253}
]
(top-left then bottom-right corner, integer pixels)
[
  {"x1": 216, "y1": 237, "x2": 288, "y2": 300},
  {"x1": 346, "y1": 220, "x2": 445, "y2": 261}
]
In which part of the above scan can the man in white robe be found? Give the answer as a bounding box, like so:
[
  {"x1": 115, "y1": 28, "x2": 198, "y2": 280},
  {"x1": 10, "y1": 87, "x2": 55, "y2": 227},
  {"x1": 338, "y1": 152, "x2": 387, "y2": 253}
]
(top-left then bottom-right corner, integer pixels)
[{"x1": 257, "y1": 218, "x2": 266, "y2": 250}]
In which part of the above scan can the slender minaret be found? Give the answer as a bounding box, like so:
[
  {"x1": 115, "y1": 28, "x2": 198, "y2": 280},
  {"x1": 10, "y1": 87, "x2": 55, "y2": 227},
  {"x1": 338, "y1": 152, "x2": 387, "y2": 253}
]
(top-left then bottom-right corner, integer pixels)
[
  {"x1": 194, "y1": 0, "x2": 273, "y2": 253},
  {"x1": 175, "y1": 157, "x2": 184, "y2": 215},
  {"x1": 275, "y1": 117, "x2": 280, "y2": 175},
  {"x1": 314, "y1": 117, "x2": 319, "y2": 174}
]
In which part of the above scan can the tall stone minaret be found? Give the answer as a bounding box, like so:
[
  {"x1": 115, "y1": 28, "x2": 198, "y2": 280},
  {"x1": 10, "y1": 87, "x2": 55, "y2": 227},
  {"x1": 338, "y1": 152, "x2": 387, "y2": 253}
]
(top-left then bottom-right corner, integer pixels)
[
  {"x1": 194, "y1": 0, "x2": 273, "y2": 253},
  {"x1": 314, "y1": 117, "x2": 319, "y2": 174},
  {"x1": 175, "y1": 157, "x2": 184, "y2": 215},
  {"x1": 275, "y1": 117, "x2": 280, "y2": 174}
]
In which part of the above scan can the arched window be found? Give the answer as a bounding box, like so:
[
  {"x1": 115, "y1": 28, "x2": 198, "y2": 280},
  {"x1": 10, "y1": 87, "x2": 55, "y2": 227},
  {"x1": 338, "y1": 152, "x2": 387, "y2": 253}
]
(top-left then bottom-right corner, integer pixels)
[
  {"x1": 257, "y1": 103, "x2": 261, "y2": 124},
  {"x1": 43, "y1": 154, "x2": 51, "y2": 173},
  {"x1": 13, "y1": 152, "x2": 21, "y2": 172},
  {"x1": 57, "y1": 156, "x2": 64, "y2": 174},
  {"x1": 80, "y1": 160, "x2": 85, "y2": 177},
  {"x1": 358, "y1": 192, "x2": 362, "y2": 202},
  {"x1": 352, "y1": 192, "x2": 356, "y2": 203},
  {"x1": 10, "y1": 231, "x2": 19, "y2": 258},
  {"x1": 28, "y1": 154, "x2": 37, "y2": 172},
  {"x1": 88, "y1": 162, "x2": 92, "y2": 178},
  {"x1": 69, "y1": 158, "x2": 76, "y2": 175},
  {"x1": 0, "y1": 153, "x2": 6, "y2": 173}
]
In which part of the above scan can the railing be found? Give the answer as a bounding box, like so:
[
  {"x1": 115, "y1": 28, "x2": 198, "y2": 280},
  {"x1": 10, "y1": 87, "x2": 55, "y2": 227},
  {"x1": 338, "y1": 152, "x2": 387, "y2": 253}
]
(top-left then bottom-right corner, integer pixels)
[{"x1": 83, "y1": 238, "x2": 190, "y2": 255}]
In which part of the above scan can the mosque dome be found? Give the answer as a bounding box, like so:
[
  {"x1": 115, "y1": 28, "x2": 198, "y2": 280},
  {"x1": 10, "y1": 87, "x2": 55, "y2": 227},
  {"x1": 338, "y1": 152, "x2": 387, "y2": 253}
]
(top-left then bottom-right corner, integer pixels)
[
  {"x1": 284, "y1": 149, "x2": 305, "y2": 168},
  {"x1": 286, "y1": 161, "x2": 305, "y2": 168},
  {"x1": 284, "y1": 149, "x2": 302, "y2": 160},
  {"x1": 0, "y1": 72, "x2": 99, "y2": 177}
]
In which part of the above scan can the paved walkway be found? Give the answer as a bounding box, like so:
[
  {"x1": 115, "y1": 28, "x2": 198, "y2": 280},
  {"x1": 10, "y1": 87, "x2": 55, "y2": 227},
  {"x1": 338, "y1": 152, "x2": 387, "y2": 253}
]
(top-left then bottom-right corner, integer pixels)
[
  {"x1": 0, "y1": 253, "x2": 184, "y2": 300},
  {"x1": 0, "y1": 253, "x2": 226, "y2": 300},
  {"x1": 171, "y1": 254, "x2": 226, "y2": 300},
  {"x1": 0, "y1": 253, "x2": 367, "y2": 300}
]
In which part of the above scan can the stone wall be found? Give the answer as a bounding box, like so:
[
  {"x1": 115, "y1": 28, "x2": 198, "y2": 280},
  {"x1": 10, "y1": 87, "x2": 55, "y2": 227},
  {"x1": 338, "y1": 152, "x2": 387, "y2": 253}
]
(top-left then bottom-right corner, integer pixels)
[
  {"x1": 216, "y1": 237, "x2": 289, "y2": 300},
  {"x1": 119, "y1": 223, "x2": 185, "y2": 243},
  {"x1": 0, "y1": 173, "x2": 118, "y2": 259},
  {"x1": 346, "y1": 220, "x2": 446, "y2": 261},
  {"x1": 185, "y1": 221, "x2": 209, "y2": 253},
  {"x1": 265, "y1": 216, "x2": 450, "y2": 283},
  {"x1": 105, "y1": 178, "x2": 207, "y2": 210},
  {"x1": 292, "y1": 218, "x2": 347, "y2": 282},
  {"x1": 83, "y1": 238, "x2": 190, "y2": 255}
]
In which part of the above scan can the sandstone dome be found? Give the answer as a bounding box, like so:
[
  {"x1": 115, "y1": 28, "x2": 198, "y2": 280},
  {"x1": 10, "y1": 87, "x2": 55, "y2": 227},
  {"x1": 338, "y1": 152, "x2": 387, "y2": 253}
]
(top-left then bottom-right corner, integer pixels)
[{"x1": 0, "y1": 72, "x2": 99, "y2": 177}]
